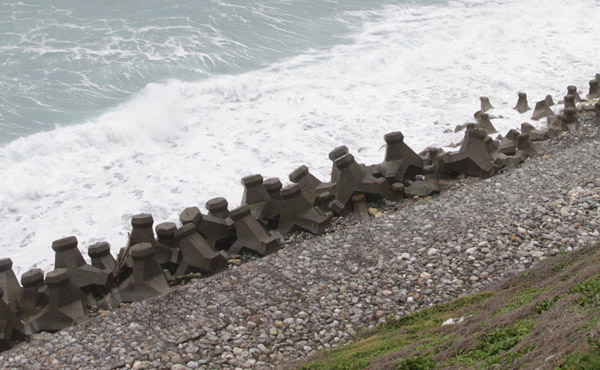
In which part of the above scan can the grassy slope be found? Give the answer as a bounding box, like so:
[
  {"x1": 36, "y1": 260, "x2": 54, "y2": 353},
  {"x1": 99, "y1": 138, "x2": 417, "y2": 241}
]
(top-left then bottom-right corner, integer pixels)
[{"x1": 296, "y1": 243, "x2": 600, "y2": 370}]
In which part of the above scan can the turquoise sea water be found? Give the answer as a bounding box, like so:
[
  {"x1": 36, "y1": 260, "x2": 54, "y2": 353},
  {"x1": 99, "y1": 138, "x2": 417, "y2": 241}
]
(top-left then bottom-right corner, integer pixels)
[{"x1": 0, "y1": 0, "x2": 414, "y2": 141}]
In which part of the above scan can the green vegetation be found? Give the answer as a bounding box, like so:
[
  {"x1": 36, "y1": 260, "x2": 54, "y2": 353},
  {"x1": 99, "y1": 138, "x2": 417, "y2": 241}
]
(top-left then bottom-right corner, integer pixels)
[
  {"x1": 298, "y1": 245, "x2": 600, "y2": 370},
  {"x1": 451, "y1": 320, "x2": 535, "y2": 368},
  {"x1": 558, "y1": 340, "x2": 600, "y2": 370},
  {"x1": 299, "y1": 331, "x2": 411, "y2": 370},
  {"x1": 572, "y1": 274, "x2": 600, "y2": 306},
  {"x1": 495, "y1": 286, "x2": 549, "y2": 314},
  {"x1": 535, "y1": 295, "x2": 565, "y2": 314},
  {"x1": 396, "y1": 356, "x2": 436, "y2": 370}
]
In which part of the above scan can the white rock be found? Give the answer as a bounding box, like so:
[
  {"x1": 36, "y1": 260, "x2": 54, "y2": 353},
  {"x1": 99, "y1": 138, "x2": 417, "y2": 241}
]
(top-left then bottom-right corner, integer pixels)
[{"x1": 442, "y1": 318, "x2": 455, "y2": 326}]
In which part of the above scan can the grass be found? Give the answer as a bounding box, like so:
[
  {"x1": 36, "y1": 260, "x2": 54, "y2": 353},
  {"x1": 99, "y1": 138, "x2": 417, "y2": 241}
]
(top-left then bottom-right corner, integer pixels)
[
  {"x1": 558, "y1": 339, "x2": 600, "y2": 369},
  {"x1": 298, "y1": 331, "x2": 411, "y2": 370},
  {"x1": 494, "y1": 286, "x2": 549, "y2": 315},
  {"x1": 299, "y1": 293, "x2": 495, "y2": 370},
  {"x1": 572, "y1": 273, "x2": 600, "y2": 306},
  {"x1": 296, "y1": 244, "x2": 600, "y2": 370},
  {"x1": 450, "y1": 320, "x2": 535, "y2": 368},
  {"x1": 396, "y1": 356, "x2": 436, "y2": 370}
]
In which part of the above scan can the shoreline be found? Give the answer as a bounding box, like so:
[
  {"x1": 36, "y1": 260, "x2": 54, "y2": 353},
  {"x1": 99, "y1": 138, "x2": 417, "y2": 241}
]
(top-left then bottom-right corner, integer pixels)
[{"x1": 0, "y1": 109, "x2": 598, "y2": 368}]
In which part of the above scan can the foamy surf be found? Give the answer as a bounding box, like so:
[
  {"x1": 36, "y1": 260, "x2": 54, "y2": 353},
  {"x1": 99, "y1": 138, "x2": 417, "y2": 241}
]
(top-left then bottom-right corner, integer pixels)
[{"x1": 1, "y1": 0, "x2": 600, "y2": 275}]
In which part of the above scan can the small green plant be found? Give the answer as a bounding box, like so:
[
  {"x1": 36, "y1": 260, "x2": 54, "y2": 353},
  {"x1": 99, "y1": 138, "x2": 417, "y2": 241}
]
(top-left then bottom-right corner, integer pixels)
[
  {"x1": 535, "y1": 295, "x2": 565, "y2": 314},
  {"x1": 559, "y1": 339, "x2": 600, "y2": 369},
  {"x1": 572, "y1": 274, "x2": 600, "y2": 306},
  {"x1": 496, "y1": 286, "x2": 549, "y2": 314},
  {"x1": 451, "y1": 319, "x2": 534, "y2": 367},
  {"x1": 396, "y1": 355, "x2": 436, "y2": 370},
  {"x1": 378, "y1": 315, "x2": 402, "y2": 331}
]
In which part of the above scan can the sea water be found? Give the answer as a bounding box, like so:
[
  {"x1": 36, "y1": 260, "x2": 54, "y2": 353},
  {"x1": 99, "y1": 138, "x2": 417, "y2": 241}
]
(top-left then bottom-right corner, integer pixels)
[{"x1": 1, "y1": 0, "x2": 599, "y2": 275}]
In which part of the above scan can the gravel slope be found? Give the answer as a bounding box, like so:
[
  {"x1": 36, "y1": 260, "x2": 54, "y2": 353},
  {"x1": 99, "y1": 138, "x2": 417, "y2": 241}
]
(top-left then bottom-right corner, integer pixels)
[{"x1": 1, "y1": 114, "x2": 598, "y2": 370}]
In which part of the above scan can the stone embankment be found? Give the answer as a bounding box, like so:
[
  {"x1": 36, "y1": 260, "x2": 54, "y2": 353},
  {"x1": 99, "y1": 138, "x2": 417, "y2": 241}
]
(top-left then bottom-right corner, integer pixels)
[{"x1": 0, "y1": 112, "x2": 597, "y2": 369}]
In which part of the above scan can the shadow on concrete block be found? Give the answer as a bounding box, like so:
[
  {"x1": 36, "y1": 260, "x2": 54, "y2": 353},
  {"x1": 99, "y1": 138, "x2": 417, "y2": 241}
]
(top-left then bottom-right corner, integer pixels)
[
  {"x1": 228, "y1": 205, "x2": 281, "y2": 256},
  {"x1": 332, "y1": 153, "x2": 389, "y2": 210},
  {"x1": 373, "y1": 131, "x2": 424, "y2": 184},
  {"x1": 88, "y1": 242, "x2": 116, "y2": 273},
  {"x1": 18, "y1": 268, "x2": 47, "y2": 319},
  {"x1": 30, "y1": 269, "x2": 89, "y2": 332},
  {"x1": 0, "y1": 287, "x2": 30, "y2": 351},
  {"x1": 0, "y1": 259, "x2": 22, "y2": 314},
  {"x1": 197, "y1": 198, "x2": 237, "y2": 251},
  {"x1": 289, "y1": 166, "x2": 336, "y2": 206},
  {"x1": 52, "y1": 237, "x2": 113, "y2": 296},
  {"x1": 440, "y1": 127, "x2": 497, "y2": 178},
  {"x1": 112, "y1": 244, "x2": 171, "y2": 303},
  {"x1": 174, "y1": 224, "x2": 227, "y2": 276},
  {"x1": 155, "y1": 222, "x2": 183, "y2": 274},
  {"x1": 520, "y1": 123, "x2": 548, "y2": 142},
  {"x1": 241, "y1": 174, "x2": 271, "y2": 220},
  {"x1": 278, "y1": 184, "x2": 331, "y2": 236}
]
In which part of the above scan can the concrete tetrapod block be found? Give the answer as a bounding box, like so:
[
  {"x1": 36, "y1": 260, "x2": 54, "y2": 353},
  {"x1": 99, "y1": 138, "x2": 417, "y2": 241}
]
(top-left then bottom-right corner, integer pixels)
[
  {"x1": 227, "y1": 205, "x2": 281, "y2": 256},
  {"x1": 531, "y1": 99, "x2": 555, "y2": 121},
  {"x1": 388, "y1": 183, "x2": 405, "y2": 201},
  {"x1": 352, "y1": 194, "x2": 369, "y2": 221},
  {"x1": 0, "y1": 259, "x2": 22, "y2": 314},
  {"x1": 52, "y1": 236, "x2": 113, "y2": 296},
  {"x1": 180, "y1": 206, "x2": 202, "y2": 226},
  {"x1": 88, "y1": 242, "x2": 116, "y2": 272},
  {"x1": 0, "y1": 287, "x2": 30, "y2": 351},
  {"x1": 440, "y1": 127, "x2": 498, "y2": 178},
  {"x1": 278, "y1": 184, "x2": 331, "y2": 236},
  {"x1": 514, "y1": 92, "x2": 531, "y2": 113},
  {"x1": 331, "y1": 153, "x2": 390, "y2": 209},
  {"x1": 480, "y1": 96, "x2": 493, "y2": 112},
  {"x1": 30, "y1": 269, "x2": 89, "y2": 332},
  {"x1": 329, "y1": 145, "x2": 349, "y2": 181},
  {"x1": 499, "y1": 129, "x2": 520, "y2": 155},
  {"x1": 419, "y1": 147, "x2": 446, "y2": 169},
  {"x1": 155, "y1": 222, "x2": 183, "y2": 274},
  {"x1": 567, "y1": 85, "x2": 582, "y2": 103},
  {"x1": 112, "y1": 244, "x2": 170, "y2": 303},
  {"x1": 492, "y1": 150, "x2": 526, "y2": 169},
  {"x1": 174, "y1": 223, "x2": 227, "y2": 276},
  {"x1": 476, "y1": 113, "x2": 497, "y2": 134},
  {"x1": 483, "y1": 136, "x2": 500, "y2": 156},
  {"x1": 405, "y1": 165, "x2": 441, "y2": 198},
  {"x1": 564, "y1": 94, "x2": 576, "y2": 111},
  {"x1": 595, "y1": 101, "x2": 600, "y2": 123},
  {"x1": 289, "y1": 166, "x2": 336, "y2": 206},
  {"x1": 587, "y1": 79, "x2": 599, "y2": 100},
  {"x1": 374, "y1": 131, "x2": 424, "y2": 183},
  {"x1": 545, "y1": 95, "x2": 554, "y2": 107},
  {"x1": 197, "y1": 198, "x2": 236, "y2": 251},
  {"x1": 564, "y1": 107, "x2": 579, "y2": 131},
  {"x1": 517, "y1": 134, "x2": 539, "y2": 157},
  {"x1": 316, "y1": 192, "x2": 339, "y2": 214},
  {"x1": 520, "y1": 123, "x2": 548, "y2": 142},
  {"x1": 241, "y1": 174, "x2": 271, "y2": 220},
  {"x1": 260, "y1": 178, "x2": 284, "y2": 229},
  {"x1": 18, "y1": 269, "x2": 46, "y2": 319},
  {"x1": 547, "y1": 114, "x2": 567, "y2": 138},
  {"x1": 130, "y1": 214, "x2": 158, "y2": 248}
]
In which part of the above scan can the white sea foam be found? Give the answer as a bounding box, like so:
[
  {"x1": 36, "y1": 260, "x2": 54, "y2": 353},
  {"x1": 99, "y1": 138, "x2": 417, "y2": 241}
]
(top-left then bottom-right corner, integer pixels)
[{"x1": 1, "y1": 0, "x2": 600, "y2": 275}]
